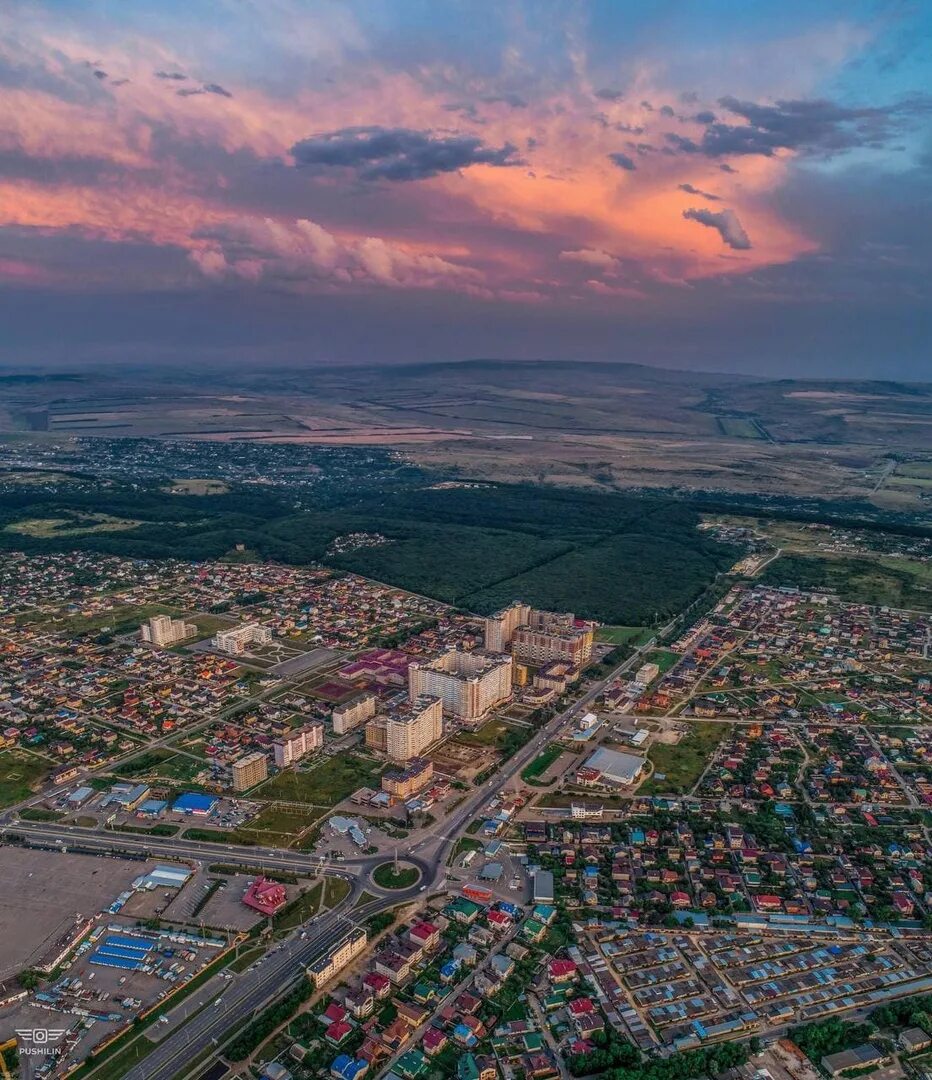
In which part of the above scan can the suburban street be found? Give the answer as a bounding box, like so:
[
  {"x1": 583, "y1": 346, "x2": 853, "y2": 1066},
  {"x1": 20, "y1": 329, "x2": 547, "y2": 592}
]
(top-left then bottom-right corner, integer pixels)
[{"x1": 0, "y1": 633, "x2": 659, "y2": 1080}]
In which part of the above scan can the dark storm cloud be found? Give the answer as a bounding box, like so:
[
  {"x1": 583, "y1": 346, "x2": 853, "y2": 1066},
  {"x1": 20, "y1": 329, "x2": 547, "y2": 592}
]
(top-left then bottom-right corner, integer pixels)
[
  {"x1": 443, "y1": 93, "x2": 526, "y2": 124},
  {"x1": 679, "y1": 182, "x2": 721, "y2": 201},
  {"x1": 593, "y1": 115, "x2": 645, "y2": 135},
  {"x1": 691, "y1": 110, "x2": 716, "y2": 124},
  {"x1": 480, "y1": 92, "x2": 527, "y2": 108},
  {"x1": 659, "y1": 104, "x2": 675, "y2": 117},
  {"x1": 176, "y1": 82, "x2": 233, "y2": 99},
  {"x1": 607, "y1": 151, "x2": 637, "y2": 171},
  {"x1": 665, "y1": 132, "x2": 701, "y2": 153},
  {"x1": 594, "y1": 88, "x2": 624, "y2": 101},
  {"x1": 290, "y1": 126, "x2": 521, "y2": 181},
  {"x1": 683, "y1": 207, "x2": 751, "y2": 249},
  {"x1": 444, "y1": 101, "x2": 482, "y2": 123},
  {"x1": 676, "y1": 94, "x2": 932, "y2": 159}
]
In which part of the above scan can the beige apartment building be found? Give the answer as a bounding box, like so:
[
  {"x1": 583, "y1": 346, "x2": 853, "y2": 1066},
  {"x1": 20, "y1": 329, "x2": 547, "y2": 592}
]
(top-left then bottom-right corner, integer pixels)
[
  {"x1": 273, "y1": 721, "x2": 324, "y2": 767},
  {"x1": 484, "y1": 602, "x2": 594, "y2": 667},
  {"x1": 231, "y1": 751, "x2": 268, "y2": 791},
  {"x1": 332, "y1": 691, "x2": 378, "y2": 735},
  {"x1": 408, "y1": 649, "x2": 512, "y2": 725},
  {"x1": 307, "y1": 926, "x2": 368, "y2": 988},
  {"x1": 140, "y1": 614, "x2": 197, "y2": 647},
  {"x1": 365, "y1": 695, "x2": 443, "y2": 763},
  {"x1": 381, "y1": 757, "x2": 434, "y2": 799}
]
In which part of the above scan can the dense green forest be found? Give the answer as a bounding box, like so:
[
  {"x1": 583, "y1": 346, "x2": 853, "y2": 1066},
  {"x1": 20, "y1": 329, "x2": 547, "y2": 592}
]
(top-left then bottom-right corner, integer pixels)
[{"x1": 0, "y1": 468, "x2": 738, "y2": 623}]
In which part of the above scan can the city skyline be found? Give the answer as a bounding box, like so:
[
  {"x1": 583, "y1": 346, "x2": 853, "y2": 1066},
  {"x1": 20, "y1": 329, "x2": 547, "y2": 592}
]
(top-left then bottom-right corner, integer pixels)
[{"x1": 0, "y1": 1, "x2": 929, "y2": 375}]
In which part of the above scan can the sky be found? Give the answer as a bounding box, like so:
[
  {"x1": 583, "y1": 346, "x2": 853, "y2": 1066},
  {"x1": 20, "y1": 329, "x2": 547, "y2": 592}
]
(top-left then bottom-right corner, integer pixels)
[{"x1": 0, "y1": 0, "x2": 930, "y2": 377}]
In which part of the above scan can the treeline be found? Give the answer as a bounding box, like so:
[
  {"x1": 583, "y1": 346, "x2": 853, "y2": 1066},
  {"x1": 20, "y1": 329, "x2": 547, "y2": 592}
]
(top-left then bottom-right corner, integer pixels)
[
  {"x1": 568, "y1": 1034, "x2": 749, "y2": 1080},
  {"x1": 225, "y1": 977, "x2": 313, "y2": 1060},
  {"x1": 0, "y1": 474, "x2": 738, "y2": 623},
  {"x1": 789, "y1": 1016, "x2": 875, "y2": 1061}
]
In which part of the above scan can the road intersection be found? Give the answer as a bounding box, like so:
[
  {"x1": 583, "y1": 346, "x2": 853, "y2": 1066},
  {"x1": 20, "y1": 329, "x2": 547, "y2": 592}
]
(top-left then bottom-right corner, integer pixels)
[{"x1": 1, "y1": 638, "x2": 657, "y2": 1080}]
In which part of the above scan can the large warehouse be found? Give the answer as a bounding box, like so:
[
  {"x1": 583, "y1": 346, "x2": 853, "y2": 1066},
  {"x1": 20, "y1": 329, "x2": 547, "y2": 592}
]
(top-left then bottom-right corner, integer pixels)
[{"x1": 577, "y1": 747, "x2": 646, "y2": 787}]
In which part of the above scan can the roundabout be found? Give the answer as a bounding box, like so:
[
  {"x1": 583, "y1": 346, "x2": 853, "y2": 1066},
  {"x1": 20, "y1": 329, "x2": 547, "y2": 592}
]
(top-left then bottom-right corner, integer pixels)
[{"x1": 371, "y1": 860, "x2": 421, "y2": 890}]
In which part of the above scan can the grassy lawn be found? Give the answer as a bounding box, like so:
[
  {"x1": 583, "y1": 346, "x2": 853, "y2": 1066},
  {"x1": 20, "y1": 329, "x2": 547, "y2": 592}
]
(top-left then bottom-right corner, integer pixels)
[
  {"x1": 455, "y1": 719, "x2": 525, "y2": 752},
  {"x1": 256, "y1": 753, "x2": 383, "y2": 805},
  {"x1": 762, "y1": 553, "x2": 932, "y2": 612},
  {"x1": 643, "y1": 648, "x2": 682, "y2": 675},
  {"x1": 448, "y1": 837, "x2": 483, "y2": 865},
  {"x1": 79, "y1": 1034, "x2": 156, "y2": 1080},
  {"x1": 114, "y1": 749, "x2": 207, "y2": 784},
  {"x1": 31, "y1": 601, "x2": 184, "y2": 636},
  {"x1": 183, "y1": 827, "x2": 259, "y2": 845},
  {"x1": 273, "y1": 883, "x2": 322, "y2": 932},
  {"x1": 372, "y1": 863, "x2": 420, "y2": 889},
  {"x1": 596, "y1": 625, "x2": 652, "y2": 646},
  {"x1": 0, "y1": 751, "x2": 50, "y2": 807},
  {"x1": 234, "y1": 805, "x2": 321, "y2": 848},
  {"x1": 521, "y1": 744, "x2": 564, "y2": 784},
  {"x1": 228, "y1": 946, "x2": 265, "y2": 973},
  {"x1": 19, "y1": 806, "x2": 63, "y2": 822},
  {"x1": 638, "y1": 722, "x2": 730, "y2": 795},
  {"x1": 324, "y1": 877, "x2": 351, "y2": 907},
  {"x1": 109, "y1": 822, "x2": 179, "y2": 837}
]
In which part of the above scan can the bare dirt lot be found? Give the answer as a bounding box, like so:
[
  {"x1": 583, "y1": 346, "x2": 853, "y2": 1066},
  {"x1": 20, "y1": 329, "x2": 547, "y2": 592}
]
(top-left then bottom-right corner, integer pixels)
[{"x1": 0, "y1": 846, "x2": 148, "y2": 979}]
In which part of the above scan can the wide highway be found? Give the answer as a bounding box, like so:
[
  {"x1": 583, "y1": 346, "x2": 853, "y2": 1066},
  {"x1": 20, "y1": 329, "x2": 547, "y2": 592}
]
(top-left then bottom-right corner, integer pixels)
[{"x1": 1, "y1": 635, "x2": 655, "y2": 1078}]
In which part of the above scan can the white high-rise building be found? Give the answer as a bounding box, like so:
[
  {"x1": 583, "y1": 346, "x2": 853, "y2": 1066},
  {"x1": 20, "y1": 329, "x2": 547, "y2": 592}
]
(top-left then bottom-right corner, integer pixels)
[
  {"x1": 408, "y1": 649, "x2": 512, "y2": 725},
  {"x1": 140, "y1": 614, "x2": 197, "y2": 647},
  {"x1": 273, "y1": 722, "x2": 324, "y2": 767},
  {"x1": 212, "y1": 623, "x2": 272, "y2": 655}
]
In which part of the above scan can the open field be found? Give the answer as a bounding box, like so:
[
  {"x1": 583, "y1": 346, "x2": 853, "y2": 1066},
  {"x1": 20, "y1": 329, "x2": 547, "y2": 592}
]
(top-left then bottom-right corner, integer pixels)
[
  {"x1": 4, "y1": 512, "x2": 142, "y2": 537},
  {"x1": 256, "y1": 753, "x2": 383, "y2": 805},
  {"x1": 521, "y1": 744, "x2": 564, "y2": 784},
  {"x1": 113, "y1": 749, "x2": 207, "y2": 783},
  {"x1": 717, "y1": 417, "x2": 763, "y2": 439},
  {"x1": 20, "y1": 601, "x2": 185, "y2": 636},
  {"x1": 638, "y1": 723, "x2": 731, "y2": 795},
  {"x1": 596, "y1": 625, "x2": 652, "y2": 645},
  {"x1": 0, "y1": 750, "x2": 50, "y2": 806},
  {"x1": 762, "y1": 553, "x2": 932, "y2": 611},
  {"x1": 234, "y1": 804, "x2": 323, "y2": 847},
  {"x1": 2, "y1": 362, "x2": 931, "y2": 511},
  {"x1": 455, "y1": 719, "x2": 520, "y2": 748},
  {"x1": 164, "y1": 478, "x2": 230, "y2": 495}
]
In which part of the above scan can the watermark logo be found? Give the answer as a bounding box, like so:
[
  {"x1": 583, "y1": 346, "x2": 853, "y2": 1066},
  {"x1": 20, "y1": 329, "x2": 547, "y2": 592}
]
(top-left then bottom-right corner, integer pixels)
[{"x1": 15, "y1": 1029, "x2": 66, "y2": 1056}]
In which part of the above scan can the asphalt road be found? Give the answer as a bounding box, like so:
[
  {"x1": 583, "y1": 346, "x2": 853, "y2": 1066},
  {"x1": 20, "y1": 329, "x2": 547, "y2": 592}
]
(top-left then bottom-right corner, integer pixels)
[
  {"x1": 124, "y1": 910, "x2": 357, "y2": 1080},
  {"x1": 1, "y1": 637, "x2": 655, "y2": 1079}
]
